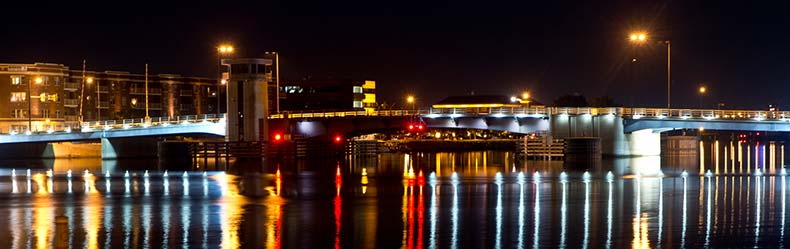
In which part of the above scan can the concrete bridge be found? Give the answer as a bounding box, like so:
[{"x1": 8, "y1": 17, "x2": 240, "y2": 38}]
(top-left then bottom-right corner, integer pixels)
[
  {"x1": 269, "y1": 107, "x2": 790, "y2": 156},
  {"x1": 2, "y1": 107, "x2": 789, "y2": 159},
  {"x1": 0, "y1": 114, "x2": 225, "y2": 159}
]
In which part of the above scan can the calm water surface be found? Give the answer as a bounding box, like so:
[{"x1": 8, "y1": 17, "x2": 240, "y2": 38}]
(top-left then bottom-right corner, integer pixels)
[{"x1": 0, "y1": 152, "x2": 789, "y2": 248}]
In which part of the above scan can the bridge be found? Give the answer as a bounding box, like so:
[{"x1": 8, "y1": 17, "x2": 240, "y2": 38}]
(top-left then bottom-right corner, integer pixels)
[
  {"x1": 1, "y1": 107, "x2": 788, "y2": 159},
  {"x1": 269, "y1": 107, "x2": 790, "y2": 157},
  {"x1": 0, "y1": 114, "x2": 226, "y2": 144}
]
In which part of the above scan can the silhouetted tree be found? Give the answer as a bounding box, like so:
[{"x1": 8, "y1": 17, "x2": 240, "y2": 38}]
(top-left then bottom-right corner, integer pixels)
[
  {"x1": 589, "y1": 95, "x2": 622, "y2": 107},
  {"x1": 553, "y1": 93, "x2": 589, "y2": 107}
]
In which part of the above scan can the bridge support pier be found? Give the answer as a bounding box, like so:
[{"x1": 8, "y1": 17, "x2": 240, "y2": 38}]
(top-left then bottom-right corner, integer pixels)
[
  {"x1": 661, "y1": 135, "x2": 699, "y2": 176},
  {"x1": 101, "y1": 137, "x2": 159, "y2": 159}
]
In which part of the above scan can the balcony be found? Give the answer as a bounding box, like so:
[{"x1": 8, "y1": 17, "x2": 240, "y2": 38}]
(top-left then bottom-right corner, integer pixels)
[
  {"x1": 64, "y1": 83, "x2": 80, "y2": 91},
  {"x1": 63, "y1": 99, "x2": 79, "y2": 107},
  {"x1": 130, "y1": 87, "x2": 162, "y2": 95}
]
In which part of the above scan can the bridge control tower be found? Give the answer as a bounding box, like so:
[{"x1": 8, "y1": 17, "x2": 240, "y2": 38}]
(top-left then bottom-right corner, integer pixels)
[{"x1": 223, "y1": 58, "x2": 272, "y2": 142}]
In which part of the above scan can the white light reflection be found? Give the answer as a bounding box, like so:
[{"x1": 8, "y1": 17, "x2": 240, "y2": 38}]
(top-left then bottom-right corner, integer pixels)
[
  {"x1": 451, "y1": 177, "x2": 459, "y2": 249},
  {"x1": 124, "y1": 177, "x2": 130, "y2": 195},
  {"x1": 103, "y1": 203, "x2": 113, "y2": 248},
  {"x1": 105, "y1": 175, "x2": 111, "y2": 194},
  {"x1": 681, "y1": 177, "x2": 688, "y2": 248},
  {"x1": 606, "y1": 181, "x2": 613, "y2": 249},
  {"x1": 705, "y1": 175, "x2": 712, "y2": 247},
  {"x1": 11, "y1": 173, "x2": 18, "y2": 193},
  {"x1": 183, "y1": 174, "x2": 190, "y2": 196},
  {"x1": 782, "y1": 175, "x2": 786, "y2": 242},
  {"x1": 143, "y1": 201, "x2": 151, "y2": 247},
  {"x1": 533, "y1": 179, "x2": 540, "y2": 249},
  {"x1": 182, "y1": 204, "x2": 191, "y2": 248},
  {"x1": 755, "y1": 175, "x2": 763, "y2": 247},
  {"x1": 560, "y1": 181, "x2": 567, "y2": 248},
  {"x1": 123, "y1": 201, "x2": 131, "y2": 247},
  {"x1": 657, "y1": 179, "x2": 663, "y2": 247},
  {"x1": 26, "y1": 170, "x2": 31, "y2": 194},
  {"x1": 517, "y1": 181, "x2": 525, "y2": 249},
  {"x1": 583, "y1": 180, "x2": 590, "y2": 249},
  {"x1": 144, "y1": 173, "x2": 150, "y2": 195},
  {"x1": 164, "y1": 176, "x2": 170, "y2": 196},
  {"x1": 495, "y1": 177, "x2": 503, "y2": 249},
  {"x1": 203, "y1": 176, "x2": 209, "y2": 196},
  {"x1": 68, "y1": 176, "x2": 73, "y2": 194}
]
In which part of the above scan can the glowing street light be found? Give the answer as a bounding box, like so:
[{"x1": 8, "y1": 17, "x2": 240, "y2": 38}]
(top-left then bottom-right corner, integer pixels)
[
  {"x1": 629, "y1": 32, "x2": 647, "y2": 43},
  {"x1": 698, "y1": 86, "x2": 706, "y2": 94},
  {"x1": 521, "y1": 92, "x2": 530, "y2": 100}
]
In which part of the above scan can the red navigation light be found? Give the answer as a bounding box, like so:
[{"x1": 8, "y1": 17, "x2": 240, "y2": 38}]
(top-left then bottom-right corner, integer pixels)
[
  {"x1": 274, "y1": 133, "x2": 282, "y2": 142},
  {"x1": 334, "y1": 135, "x2": 342, "y2": 143},
  {"x1": 417, "y1": 124, "x2": 424, "y2": 131},
  {"x1": 408, "y1": 124, "x2": 415, "y2": 131}
]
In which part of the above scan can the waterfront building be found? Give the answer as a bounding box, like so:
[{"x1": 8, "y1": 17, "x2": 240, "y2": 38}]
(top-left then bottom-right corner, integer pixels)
[
  {"x1": 280, "y1": 78, "x2": 377, "y2": 112},
  {"x1": 0, "y1": 62, "x2": 218, "y2": 133}
]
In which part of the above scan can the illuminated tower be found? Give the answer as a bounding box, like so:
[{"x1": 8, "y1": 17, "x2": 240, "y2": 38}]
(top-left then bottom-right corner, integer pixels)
[{"x1": 223, "y1": 58, "x2": 271, "y2": 142}]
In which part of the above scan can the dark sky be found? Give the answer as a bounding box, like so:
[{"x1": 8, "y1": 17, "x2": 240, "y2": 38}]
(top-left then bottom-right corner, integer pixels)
[{"x1": 2, "y1": 1, "x2": 789, "y2": 109}]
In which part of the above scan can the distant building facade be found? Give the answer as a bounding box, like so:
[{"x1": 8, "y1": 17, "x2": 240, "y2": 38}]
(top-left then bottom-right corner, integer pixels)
[
  {"x1": 0, "y1": 62, "x2": 219, "y2": 133},
  {"x1": 280, "y1": 78, "x2": 376, "y2": 112}
]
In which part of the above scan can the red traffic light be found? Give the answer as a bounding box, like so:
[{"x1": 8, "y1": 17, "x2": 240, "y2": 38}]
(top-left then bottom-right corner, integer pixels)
[
  {"x1": 274, "y1": 133, "x2": 282, "y2": 141},
  {"x1": 417, "y1": 124, "x2": 424, "y2": 131},
  {"x1": 334, "y1": 135, "x2": 343, "y2": 143},
  {"x1": 408, "y1": 124, "x2": 415, "y2": 131}
]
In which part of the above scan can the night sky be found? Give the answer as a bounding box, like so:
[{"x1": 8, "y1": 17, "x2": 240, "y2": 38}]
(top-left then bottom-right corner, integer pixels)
[{"x1": 2, "y1": 1, "x2": 789, "y2": 109}]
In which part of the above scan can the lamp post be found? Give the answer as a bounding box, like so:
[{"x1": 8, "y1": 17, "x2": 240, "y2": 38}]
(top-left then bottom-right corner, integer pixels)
[
  {"x1": 629, "y1": 32, "x2": 671, "y2": 110},
  {"x1": 145, "y1": 64, "x2": 150, "y2": 122},
  {"x1": 217, "y1": 45, "x2": 234, "y2": 117},
  {"x1": 698, "y1": 85, "x2": 707, "y2": 109},
  {"x1": 29, "y1": 76, "x2": 43, "y2": 132}
]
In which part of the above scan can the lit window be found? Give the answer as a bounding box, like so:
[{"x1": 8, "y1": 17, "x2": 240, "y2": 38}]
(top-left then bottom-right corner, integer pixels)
[
  {"x1": 353, "y1": 101, "x2": 363, "y2": 108},
  {"x1": 10, "y1": 92, "x2": 26, "y2": 102},
  {"x1": 353, "y1": 86, "x2": 363, "y2": 93},
  {"x1": 10, "y1": 76, "x2": 22, "y2": 85}
]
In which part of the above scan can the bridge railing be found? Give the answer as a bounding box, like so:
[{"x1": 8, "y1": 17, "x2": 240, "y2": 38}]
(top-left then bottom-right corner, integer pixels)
[
  {"x1": 269, "y1": 107, "x2": 790, "y2": 122},
  {"x1": 621, "y1": 108, "x2": 790, "y2": 121}
]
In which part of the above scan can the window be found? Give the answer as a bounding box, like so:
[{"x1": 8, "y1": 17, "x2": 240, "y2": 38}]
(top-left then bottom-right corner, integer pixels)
[
  {"x1": 353, "y1": 101, "x2": 363, "y2": 108},
  {"x1": 10, "y1": 92, "x2": 26, "y2": 102},
  {"x1": 10, "y1": 76, "x2": 22, "y2": 85},
  {"x1": 12, "y1": 109, "x2": 25, "y2": 118},
  {"x1": 42, "y1": 109, "x2": 50, "y2": 118},
  {"x1": 353, "y1": 86, "x2": 363, "y2": 93}
]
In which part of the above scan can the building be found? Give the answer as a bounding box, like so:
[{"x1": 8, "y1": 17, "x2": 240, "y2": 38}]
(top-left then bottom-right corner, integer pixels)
[
  {"x1": 280, "y1": 78, "x2": 376, "y2": 112},
  {"x1": 0, "y1": 62, "x2": 219, "y2": 133}
]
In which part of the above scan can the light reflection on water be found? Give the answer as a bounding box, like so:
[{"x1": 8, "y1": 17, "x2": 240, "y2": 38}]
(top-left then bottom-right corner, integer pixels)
[{"x1": 2, "y1": 152, "x2": 790, "y2": 247}]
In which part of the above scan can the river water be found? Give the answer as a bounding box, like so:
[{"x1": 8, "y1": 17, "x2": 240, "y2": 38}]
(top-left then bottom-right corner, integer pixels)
[{"x1": 0, "y1": 152, "x2": 788, "y2": 248}]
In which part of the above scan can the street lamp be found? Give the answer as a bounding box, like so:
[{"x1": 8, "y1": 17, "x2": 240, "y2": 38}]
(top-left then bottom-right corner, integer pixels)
[
  {"x1": 698, "y1": 85, "x2": 707, "y2": 109},
  {"x1": 28, "y1": 76, "x2": 43, "y2": 132},
  {"x1": 628, "y1": 32, "x2": 671, "y2": 110},
  {"x1": 217, "y1": 44, "x2": 234, "y2": 117}
]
